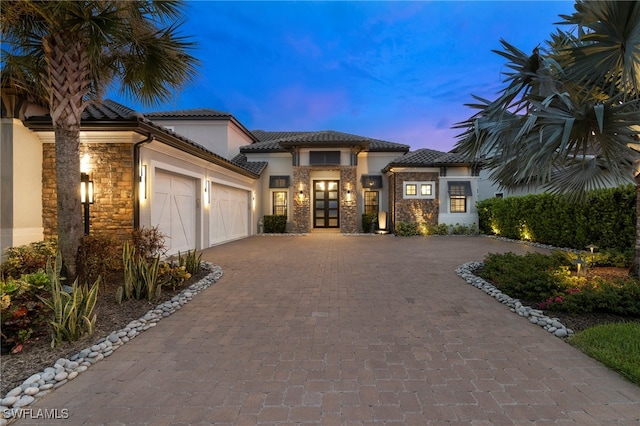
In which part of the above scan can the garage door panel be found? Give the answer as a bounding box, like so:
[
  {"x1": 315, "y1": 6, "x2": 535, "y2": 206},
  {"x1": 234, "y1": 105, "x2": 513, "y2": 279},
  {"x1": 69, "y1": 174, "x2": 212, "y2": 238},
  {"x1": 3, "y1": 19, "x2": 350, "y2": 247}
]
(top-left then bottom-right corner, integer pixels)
[
  {"x1": 152, "y1": 171, "x2": 195, "y2": 255},
  {"x1": 210, "y1": 185, "x2": 249, "y2": 245}
]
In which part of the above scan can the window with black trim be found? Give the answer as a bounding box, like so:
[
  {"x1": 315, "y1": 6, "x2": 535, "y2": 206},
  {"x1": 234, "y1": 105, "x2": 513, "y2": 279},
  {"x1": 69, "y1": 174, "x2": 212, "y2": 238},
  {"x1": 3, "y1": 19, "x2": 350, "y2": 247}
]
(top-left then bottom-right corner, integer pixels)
[
  {"x1": 364, "y1": 191, "x2": 379, "y2": 214},
  {"x1": 269, "y1": 176, "x2": 290, "y2": 188},
  {"x1": 403, "y1": 181, "x2": 435, "y2": 199},
  {"x1": 309, "y1": 151, "x2": 341, "y2": 165},
  {"x1": 448, "y1": 181, "x2": 472, "y2": 213},
  {"x1": 272, "y1": 191, "x2": 287, "y2": 216},
  {"x1": 450, "y1": 196, "x2": 467, "y2": 213}
]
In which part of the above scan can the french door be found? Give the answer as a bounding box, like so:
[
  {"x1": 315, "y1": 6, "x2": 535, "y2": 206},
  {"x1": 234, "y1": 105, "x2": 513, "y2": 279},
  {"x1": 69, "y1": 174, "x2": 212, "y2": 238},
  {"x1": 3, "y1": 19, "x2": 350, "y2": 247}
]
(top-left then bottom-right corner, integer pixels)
[{"x1": 313, "y1": 180, "x2": 339, "y2": 228}]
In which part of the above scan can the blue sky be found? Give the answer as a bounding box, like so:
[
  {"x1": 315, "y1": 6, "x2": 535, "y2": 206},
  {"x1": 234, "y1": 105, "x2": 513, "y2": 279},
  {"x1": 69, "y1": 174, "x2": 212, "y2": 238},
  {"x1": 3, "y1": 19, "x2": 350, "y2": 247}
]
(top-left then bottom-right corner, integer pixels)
[{"x1": 110, "y1": 1, "x2": 577, "y2": 152}]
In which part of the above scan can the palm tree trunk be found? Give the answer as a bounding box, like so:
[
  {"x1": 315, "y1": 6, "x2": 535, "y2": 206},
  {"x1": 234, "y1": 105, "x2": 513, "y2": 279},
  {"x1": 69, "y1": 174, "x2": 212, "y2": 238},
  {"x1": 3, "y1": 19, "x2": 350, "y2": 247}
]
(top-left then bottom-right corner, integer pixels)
[
  {"x1": 54, "y1": 126, "x2": 83, "y2": 278},
  {"x1": 43, "y1": 32, "x2": 91, "y2": 278}
]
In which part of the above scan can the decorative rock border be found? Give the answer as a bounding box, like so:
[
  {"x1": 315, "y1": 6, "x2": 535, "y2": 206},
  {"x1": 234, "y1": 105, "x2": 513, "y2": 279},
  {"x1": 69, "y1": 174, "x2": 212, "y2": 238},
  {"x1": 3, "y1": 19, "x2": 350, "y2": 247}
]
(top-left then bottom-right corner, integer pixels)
[
  {"x1": 456, "y1": 261, "x2": 574, "y2": 338},
  {"x1": 0, "y1": 263, "x2": 222, "y2": 424}
]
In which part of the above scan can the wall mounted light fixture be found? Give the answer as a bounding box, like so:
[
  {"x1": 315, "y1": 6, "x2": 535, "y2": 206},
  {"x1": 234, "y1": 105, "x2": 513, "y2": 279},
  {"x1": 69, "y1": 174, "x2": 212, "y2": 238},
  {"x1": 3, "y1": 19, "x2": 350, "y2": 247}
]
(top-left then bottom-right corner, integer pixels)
[
  {"x1": 139, "y1": 165, "x2": 147, "y2": 200},
  {"x1": 204, "y1": 179, "x2": 211, "y2": 205},
  {"x1": 81, "y1": 172, "x2": 94, "y2": 235}
]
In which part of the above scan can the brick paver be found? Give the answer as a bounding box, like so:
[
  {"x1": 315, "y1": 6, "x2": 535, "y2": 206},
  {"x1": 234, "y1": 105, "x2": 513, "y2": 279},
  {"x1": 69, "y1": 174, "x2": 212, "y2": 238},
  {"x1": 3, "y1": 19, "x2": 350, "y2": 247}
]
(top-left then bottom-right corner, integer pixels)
[{"x1": 15, "y1": 233, "x2": 640, "y2": 424}]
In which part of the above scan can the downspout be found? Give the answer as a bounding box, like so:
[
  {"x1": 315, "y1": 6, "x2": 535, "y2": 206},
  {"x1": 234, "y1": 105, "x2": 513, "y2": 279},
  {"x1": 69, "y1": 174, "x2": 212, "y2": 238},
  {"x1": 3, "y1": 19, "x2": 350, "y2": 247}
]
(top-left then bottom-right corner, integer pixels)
[{"x1": 133, "y1": 133, "x2": 155, "y2": 229}]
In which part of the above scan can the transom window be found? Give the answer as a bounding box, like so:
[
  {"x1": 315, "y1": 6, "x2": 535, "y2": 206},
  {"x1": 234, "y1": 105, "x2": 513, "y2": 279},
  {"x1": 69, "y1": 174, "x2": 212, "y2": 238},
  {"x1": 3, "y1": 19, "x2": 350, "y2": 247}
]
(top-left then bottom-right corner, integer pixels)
[
  {"x1": 309, "y1": 151, "x2": 341, "y2": 165},
  {"x1": 403, "y1": 181, "x2": 435, "y2": 199}
]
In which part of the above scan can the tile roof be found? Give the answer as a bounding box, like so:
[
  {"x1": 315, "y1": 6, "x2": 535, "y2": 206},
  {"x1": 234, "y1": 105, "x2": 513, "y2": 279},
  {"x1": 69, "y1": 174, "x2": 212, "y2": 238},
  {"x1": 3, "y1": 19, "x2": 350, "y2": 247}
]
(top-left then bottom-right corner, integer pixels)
[
  {"x1": 383, "y1": 148, "x2": 476, "y2": 171},
  {"x1": 25, "y1": 100, "x2": 261, "y2": 178},
  {"x1": 81, "y1": 99, "x2": 142, "y2": 120},
  {"x1": 243, "y1": 130, "x2": 410, "y2": 153},
  {"x1": 231, "y1": 153, "x2": 268, "y2": 175},
  {"x1": 144, "y1": 108, "x2": 232, "y2": 119}
]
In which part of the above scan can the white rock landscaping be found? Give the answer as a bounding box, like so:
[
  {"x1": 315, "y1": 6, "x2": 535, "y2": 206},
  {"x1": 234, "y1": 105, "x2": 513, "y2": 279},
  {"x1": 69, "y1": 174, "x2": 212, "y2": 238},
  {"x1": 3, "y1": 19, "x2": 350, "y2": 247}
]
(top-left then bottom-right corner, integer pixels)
[{"x1": 456, "y1": 260, "x2": 574, "y2": 339}]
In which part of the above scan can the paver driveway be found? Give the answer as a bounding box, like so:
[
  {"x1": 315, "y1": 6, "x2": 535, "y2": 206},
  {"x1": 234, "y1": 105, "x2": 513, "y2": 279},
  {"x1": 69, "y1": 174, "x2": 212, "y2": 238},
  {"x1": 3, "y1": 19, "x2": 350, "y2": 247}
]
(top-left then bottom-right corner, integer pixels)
[{"x1": 15, "y1": 233, "x2": 640, "y2": 425}]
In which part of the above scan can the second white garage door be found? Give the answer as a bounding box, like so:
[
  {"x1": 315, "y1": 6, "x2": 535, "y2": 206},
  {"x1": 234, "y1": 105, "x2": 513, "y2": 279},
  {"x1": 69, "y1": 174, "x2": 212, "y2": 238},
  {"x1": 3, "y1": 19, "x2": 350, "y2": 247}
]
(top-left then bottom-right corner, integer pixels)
[
  {"x1": 152, "y1": 170, "x2": 196, "y2": 255},
  {"x1": 210, "y1": 185, "x2": 249, "y2": 245}
]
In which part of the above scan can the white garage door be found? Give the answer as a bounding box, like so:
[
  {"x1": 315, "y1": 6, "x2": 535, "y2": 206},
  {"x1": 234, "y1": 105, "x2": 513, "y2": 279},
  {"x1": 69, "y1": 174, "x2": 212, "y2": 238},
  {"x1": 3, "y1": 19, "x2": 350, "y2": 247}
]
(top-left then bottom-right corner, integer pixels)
[
  {"x1": 210, "y1": 184, "x2": 249, "y2": 245},
  {"x1": 152, "y1": 170, "x2": 196, "y2": 255}
]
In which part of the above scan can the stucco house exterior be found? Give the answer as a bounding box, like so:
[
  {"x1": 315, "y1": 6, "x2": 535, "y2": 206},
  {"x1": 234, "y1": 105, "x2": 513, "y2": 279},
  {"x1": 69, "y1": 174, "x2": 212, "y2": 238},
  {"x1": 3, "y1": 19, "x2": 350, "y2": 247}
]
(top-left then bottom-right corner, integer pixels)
[{"x1": 1, "y1": 98, "x2": 482, "y2": 257}]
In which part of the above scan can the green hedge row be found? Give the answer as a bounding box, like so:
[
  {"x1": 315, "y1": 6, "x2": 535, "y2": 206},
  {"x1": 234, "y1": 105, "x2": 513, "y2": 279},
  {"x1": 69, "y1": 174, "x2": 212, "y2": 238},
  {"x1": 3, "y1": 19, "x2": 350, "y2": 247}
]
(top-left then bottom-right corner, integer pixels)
[
  {"x1": 263, "y1": 215, "x2": 287, "y2": 233},
  {"x1": 477, "y1": 185, "x2": 636, "y2": 251}
]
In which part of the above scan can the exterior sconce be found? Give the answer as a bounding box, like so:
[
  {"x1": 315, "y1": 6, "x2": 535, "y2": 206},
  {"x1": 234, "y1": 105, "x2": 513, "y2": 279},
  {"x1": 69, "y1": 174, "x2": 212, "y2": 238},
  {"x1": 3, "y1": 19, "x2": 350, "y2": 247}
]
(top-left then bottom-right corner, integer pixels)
[
  {"x1": 345, "y1": 187, "x2": 354, "y2": 205},
  {"x1": 204, "y1": 179, "x2": 211, "y2": 205},
  {"x1": 298, "y1": 189, "x2": 304, "y2": 201},
  {"x1": 81, "y1": 172, "x2": 94, "y2": 235},
  {"x1": 139, "y1": 165, "x2": 147, "y2": 200}
]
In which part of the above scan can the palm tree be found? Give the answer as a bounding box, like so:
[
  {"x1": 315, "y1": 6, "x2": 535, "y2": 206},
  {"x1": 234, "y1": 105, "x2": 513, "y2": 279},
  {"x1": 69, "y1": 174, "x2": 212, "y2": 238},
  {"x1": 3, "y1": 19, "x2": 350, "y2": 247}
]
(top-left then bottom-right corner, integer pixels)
[
  {"x1": 1, "y1": 1, "x2": 199, "y2": 277},
  {"x1": 454, "y1": 0, "x2": 640, "y2": 274}
]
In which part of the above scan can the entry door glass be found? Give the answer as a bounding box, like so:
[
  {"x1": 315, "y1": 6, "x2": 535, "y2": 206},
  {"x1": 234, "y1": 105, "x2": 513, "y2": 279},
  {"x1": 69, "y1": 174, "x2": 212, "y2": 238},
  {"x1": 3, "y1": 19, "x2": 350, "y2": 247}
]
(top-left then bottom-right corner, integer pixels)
[{"x1": 314, "y1": 180, "x2": 339, "y2": 228}]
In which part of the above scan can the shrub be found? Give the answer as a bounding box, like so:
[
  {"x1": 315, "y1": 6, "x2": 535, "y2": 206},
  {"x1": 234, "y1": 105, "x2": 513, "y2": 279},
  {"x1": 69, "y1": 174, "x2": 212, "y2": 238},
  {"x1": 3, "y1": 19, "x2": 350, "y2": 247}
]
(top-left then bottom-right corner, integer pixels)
[
  {"x1": 263, "y1": 215, "x2": 287, "y2": 233},
  {"x1": 475, "y1": 185, "x2": 635, "y2": 251},
  {"x1": 395, "y1": 221, "x2": 421, "y2": 236},
  {"x1": 159, "y1": 263, "x2": 191, "y2": 291},
  {"x1": 479, "y1": 251, "x2": 573, "y2": 302},
  {"x1": 116, "y1": 241, "x2": 162, "y2": 303},
  {"x1": 544, "y1": 278, "x2": 640, "y2": 316},
  {"x1": 0, "y1": 272, "x2": 51, "y2": 353},
  {"x1": 179, "y1": 249, "x2": 202, "y2": 275},
  {"x1": 1, "y1": 239, "x2": 57, "y2": 278},
  {"x1": 362, "y1": 213, "x2": 378, "y2": 233},
  {"x1": 129, "y1": 226, "x2": 167, "y2": 260},
  {"x1": 39, "y1": 255, "x2": 99, "y2": 348},
  {"x1": 77, "y1": 234, "x2": 122, "y2": 286}
]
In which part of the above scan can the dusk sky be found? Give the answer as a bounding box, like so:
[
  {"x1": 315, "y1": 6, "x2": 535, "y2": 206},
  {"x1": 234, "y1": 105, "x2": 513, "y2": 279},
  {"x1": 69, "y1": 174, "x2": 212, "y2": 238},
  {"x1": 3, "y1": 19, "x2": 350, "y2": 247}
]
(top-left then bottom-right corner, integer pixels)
[{"x1": 110, "y1": 1, "x2": 577, "y2": 152}]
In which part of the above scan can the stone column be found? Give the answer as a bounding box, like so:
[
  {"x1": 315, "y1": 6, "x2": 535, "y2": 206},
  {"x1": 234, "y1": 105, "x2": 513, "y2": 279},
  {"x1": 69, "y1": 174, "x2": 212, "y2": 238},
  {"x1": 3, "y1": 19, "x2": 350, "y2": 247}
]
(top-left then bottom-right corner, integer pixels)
[
  {"x1": 292, "y1": 166, "x2": 310, "y2": 233},
  {"x1": 340, "y1": 166, "x2": 357, "y2": 233}
]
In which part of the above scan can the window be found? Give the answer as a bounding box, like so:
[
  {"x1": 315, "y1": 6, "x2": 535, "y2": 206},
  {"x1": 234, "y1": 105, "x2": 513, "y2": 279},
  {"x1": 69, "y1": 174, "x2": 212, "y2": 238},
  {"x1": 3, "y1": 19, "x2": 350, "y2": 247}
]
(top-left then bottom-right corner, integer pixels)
[
  {"x1": 403, "y1": 181, "x2": 435, "y2": 199},
  {"x1": 450, "y1": 196, "x2": 467, "y2": 213},
  {"x1": 272, "y1": 191, "x2": 287, "y2": 216},
  {"x1": 448, "y1": 181, "x2": 472, "y2": 213},
  {"x1": 364, "y1": 191, "x2": 379, "y2": 214},
  {"x1": 309, "y1": 151, "x2": 341, "y2": 165},
  {"x1": 269, "y1": 175, "x2": 290, "y2": 188}
]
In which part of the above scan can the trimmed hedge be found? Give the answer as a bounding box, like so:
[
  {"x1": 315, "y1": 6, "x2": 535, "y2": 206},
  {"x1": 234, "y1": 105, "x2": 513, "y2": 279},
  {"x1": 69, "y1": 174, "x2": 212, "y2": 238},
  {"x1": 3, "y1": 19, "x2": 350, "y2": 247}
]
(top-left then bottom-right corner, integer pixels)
[
  {"x1": 263, "y1": 215, "x2": 287, "y2": 233},
  {"x1": 362, "y1": 213, "x2": 378, "y2": 233},
  {"x1": 476, "y1": 185, "x2": 635, "y2": 251}
]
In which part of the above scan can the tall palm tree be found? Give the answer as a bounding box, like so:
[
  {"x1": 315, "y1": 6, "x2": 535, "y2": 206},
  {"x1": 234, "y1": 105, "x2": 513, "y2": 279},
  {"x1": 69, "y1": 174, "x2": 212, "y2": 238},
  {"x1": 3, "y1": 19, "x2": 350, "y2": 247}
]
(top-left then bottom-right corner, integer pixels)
[
  {"x1": 454, "y1": 0, "x2": 640, "y2": 274},
  {"x1": 1, "y1": 0, "x2": 199, "y2": 277}
]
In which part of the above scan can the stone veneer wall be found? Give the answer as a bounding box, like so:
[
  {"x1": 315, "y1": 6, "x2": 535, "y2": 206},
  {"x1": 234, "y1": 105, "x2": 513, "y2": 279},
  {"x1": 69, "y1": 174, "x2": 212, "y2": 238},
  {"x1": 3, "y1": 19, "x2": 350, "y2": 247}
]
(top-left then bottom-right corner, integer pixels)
[
  {"x1": 292, "y1": 165, "x2": 358, "y2": 233},
  {"x1": 292, "y1": 166, "x2": 311, "y2": 233},
  {"x1": 340, "y1": 166, "x2": 357, "y2": 233},
  {"x1": 43, "y1": 143, "x2": 134, "y2": 243},
  {"x1": 393, "y1": 171, "x2": 440, "y2": 226}
]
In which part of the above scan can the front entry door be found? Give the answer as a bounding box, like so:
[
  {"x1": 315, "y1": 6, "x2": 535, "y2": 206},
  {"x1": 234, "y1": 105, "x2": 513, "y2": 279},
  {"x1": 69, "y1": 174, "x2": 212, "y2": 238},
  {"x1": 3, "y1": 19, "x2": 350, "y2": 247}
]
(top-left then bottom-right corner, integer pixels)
[{"x1": 314, "y1": 180, "x2": 339, "y2": 228}]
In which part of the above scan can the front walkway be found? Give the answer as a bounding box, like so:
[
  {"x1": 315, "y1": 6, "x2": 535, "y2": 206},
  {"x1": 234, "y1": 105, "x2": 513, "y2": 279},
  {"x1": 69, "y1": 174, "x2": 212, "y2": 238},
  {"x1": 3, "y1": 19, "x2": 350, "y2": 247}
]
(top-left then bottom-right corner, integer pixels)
[{"x1": 17, "y1": 234, "x2": 640, "y2": 424}]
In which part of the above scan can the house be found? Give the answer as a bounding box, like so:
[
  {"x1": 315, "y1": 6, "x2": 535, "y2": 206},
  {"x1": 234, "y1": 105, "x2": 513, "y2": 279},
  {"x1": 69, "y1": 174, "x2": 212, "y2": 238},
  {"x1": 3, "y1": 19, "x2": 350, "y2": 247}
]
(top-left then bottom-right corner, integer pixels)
[{"x1": 1, "y1": 98, "x2": 481, "y2": 257}]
